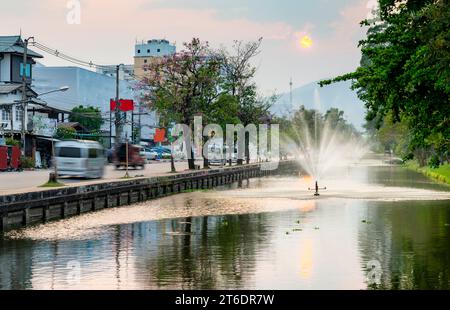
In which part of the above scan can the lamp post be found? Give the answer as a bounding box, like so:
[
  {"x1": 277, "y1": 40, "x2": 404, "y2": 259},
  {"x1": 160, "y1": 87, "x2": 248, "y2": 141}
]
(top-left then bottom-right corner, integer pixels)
[
  {"x1": 13, "y1": 85, "x2": 69, "y2": 181},
  {"x1": 38, "y1": 86, "x2": 70, "y2": 182},
  {"x1": 21, "y1": 36, "x2": 34, "y2": 156}
]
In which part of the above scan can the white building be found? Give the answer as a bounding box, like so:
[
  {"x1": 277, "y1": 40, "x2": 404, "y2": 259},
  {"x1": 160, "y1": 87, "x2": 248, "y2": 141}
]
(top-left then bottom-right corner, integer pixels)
[{"x1": 33, "y1": 66, "x2": 158, "y2": 147}]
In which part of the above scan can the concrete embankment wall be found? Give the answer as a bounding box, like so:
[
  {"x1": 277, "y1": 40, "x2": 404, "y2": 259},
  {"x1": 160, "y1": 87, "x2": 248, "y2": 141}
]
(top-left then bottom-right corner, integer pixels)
[{"x1": 0, "y1": 161, "x2": 300, "y2": 231}]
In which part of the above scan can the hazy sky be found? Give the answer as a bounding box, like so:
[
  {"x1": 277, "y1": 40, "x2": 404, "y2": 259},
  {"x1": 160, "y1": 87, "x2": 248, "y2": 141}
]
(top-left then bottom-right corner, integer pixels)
[{"x1": 1, "y1": 0, "x2": 375, "y2": 94}]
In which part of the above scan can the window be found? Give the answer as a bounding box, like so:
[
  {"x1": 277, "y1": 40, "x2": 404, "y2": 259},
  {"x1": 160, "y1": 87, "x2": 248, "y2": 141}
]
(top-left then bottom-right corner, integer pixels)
[
  {"x1": 88, "y1": 148, "x2": 98, "y2": 158},
  {"x1": 137, "y1": 49, "x2": 141, "y2": 54},
  {"x1": 19, "y1": 63, "x2": 31, "y2": 77},
  {"x1": 157, "y1": 49, "x2": 161, "y2": 53},
  {"x1": 147, "y1": 49, "x2": 150, "y2": 53},
  {"x1": 1, "y1": 109, "x2": 10, "y2": 121},
  {"x1": 56, "y1": 147, "x2": 82, "y2": 158},
  {"x1": 144, "y1": 59, "x2": 147, "y2": 63},
  {"x1": 15, "y1": 108, "x2": 23, "y2": 122}
]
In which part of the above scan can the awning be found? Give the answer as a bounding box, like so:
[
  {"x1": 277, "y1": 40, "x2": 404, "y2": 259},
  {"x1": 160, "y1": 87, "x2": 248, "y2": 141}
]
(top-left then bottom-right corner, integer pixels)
[{"x1": 35, "y1": 136, "x2": 60, "y2": 142}]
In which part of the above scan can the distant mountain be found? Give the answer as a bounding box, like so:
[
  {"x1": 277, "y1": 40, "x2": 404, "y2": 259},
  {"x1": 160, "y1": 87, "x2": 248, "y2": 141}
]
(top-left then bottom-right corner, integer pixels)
[{"x1": 271, "y1": 80, "x2": 366, "y2": 131}]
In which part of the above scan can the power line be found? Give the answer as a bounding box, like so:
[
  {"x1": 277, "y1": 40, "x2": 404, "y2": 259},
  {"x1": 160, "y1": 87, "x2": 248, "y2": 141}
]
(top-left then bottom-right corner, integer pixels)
[{"x1": 31, "y1": 40, "x2": 115, "y2": 70}]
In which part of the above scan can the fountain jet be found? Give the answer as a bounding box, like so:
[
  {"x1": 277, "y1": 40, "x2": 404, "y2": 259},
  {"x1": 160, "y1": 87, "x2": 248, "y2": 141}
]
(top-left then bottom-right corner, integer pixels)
[{"x1": 308, "y1": 181, "x2": 327, "y2": 196}]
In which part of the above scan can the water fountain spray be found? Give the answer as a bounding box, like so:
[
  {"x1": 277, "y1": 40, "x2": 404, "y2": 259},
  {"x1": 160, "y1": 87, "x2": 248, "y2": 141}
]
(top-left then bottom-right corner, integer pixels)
[{"x1": 284, "y1": 88, "x2": 368, "y2": 196}]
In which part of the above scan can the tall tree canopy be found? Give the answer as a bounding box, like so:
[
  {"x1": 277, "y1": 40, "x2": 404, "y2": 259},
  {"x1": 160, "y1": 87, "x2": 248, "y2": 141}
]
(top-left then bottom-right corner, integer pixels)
[
  {"x1": 320, "y1": 0, "x2": 449, "y2": 165},
  {"x1": 142, "y1": 37, "x2": 273, "y2": 169}
]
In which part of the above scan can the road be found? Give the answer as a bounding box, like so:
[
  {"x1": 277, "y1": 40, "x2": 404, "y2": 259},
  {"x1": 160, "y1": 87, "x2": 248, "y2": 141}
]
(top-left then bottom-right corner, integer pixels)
[{"x1": 0, "y1": 160, "x2": 213, "y2": 195}]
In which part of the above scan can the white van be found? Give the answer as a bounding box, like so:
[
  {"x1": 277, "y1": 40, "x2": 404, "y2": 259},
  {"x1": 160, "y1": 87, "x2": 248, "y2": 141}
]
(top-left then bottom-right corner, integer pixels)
[{"x1": 55, "y1": 140, "x2": 105, "y2": 179}]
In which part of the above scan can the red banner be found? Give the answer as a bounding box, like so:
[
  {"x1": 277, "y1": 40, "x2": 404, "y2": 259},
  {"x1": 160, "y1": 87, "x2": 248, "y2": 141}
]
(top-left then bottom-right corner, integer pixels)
[
  {"x1": 154, "y1": 128, "x2": 166, "y2": 143},
  {"x1": 110, "y1": 99, "x2": 134, "y2": 112},
  {"x1": 119, "y1": 99, "x2": 134, "y2": 112},
  {"x1": 110, "y1": 99, "x2": 117, "y2": 111}
]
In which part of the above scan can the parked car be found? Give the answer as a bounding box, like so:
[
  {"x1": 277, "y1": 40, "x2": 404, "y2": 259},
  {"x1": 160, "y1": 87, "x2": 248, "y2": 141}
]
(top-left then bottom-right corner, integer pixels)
[
  {"x1": 114, "y1": 143, "x2": 146, "y2": 169},
  {"x1": 148, "y1": 146, "x2": 172, "y2": 161},
  {"x1": 55, "y1": 140, "x2": 105, "y2": 179},
  {"x1": 143, "y1": 147, "x2": 158, "y2": 161}
]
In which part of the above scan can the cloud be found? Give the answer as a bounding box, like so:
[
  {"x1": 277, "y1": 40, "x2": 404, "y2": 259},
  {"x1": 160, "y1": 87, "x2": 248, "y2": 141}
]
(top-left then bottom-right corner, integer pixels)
[{"x1": 0, "y1": 0, "x2": 370, "y2": 93}]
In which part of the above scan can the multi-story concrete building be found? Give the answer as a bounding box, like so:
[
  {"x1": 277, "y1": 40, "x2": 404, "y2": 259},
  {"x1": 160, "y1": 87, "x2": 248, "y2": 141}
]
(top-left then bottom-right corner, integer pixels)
[
  {"x1": 133, "y1": 39, "x2": 176, "y2": 79},
  {"x1": 34, "y1": 66, "x2": 130, "y2": 146},
  {"x1": 33, "y1": 65, "x2": 159, "y2": 147},
  {"x1": 96, "y1": 64, "x2": 134, "y2": 81}
]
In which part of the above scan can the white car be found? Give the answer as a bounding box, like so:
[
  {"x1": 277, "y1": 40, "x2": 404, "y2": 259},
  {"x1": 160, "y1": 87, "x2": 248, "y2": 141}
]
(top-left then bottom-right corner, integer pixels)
[{"x1": 143, "y1": 148, "x2": 158, "y2": 161}]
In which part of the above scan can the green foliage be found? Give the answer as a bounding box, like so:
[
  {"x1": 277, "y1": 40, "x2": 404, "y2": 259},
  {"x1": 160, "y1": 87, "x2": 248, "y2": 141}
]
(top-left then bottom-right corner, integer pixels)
[
  {"x1": 55, "y1": 126, "x2": 76, "y2": 140},
  {"x1": 405, "y1": 160, "x2": 450, "y2": 185},
  {"x1": 428, "y1": 154, "x2": 440, "y2": 169},
  {"x1": 272, "y1": 105, "x2": 360, "y2": 153},
  {"x1": 20, "y1": 156, "x2": 35, "y2": 169},
  {"x1": 142, "y1": 37, "x2": 271, "y2": 168},
  {"x1": 5, "y1": 138, "x2": 20, "y2": 146},
  {"x1": 144, "y1": 38, "x2": 224, "y2": 126},
  {"x1": 69, "y1": 105, "x2": 103, "y2": 132},
  {"x1": 320, "y1": 0, "x2": 449, "y2": 166}
]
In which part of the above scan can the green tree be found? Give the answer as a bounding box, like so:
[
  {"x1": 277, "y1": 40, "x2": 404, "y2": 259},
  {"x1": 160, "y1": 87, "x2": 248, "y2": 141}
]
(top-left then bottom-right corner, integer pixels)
[
  {"x1": 55, "y1": 126, "x2": 76, "y2": 140},
  {"x1": 219, "y1": 39, "x2": 274, "y2": 164},
  {"x1": 69, "y1": 105, "x2": 103, "y2": 132},
  {"x1": 143, "y1": 38, "x2": 231, "y2": 170},
  {"x1": 320, "y1": 0, "x2": 449, "y2": 167}
]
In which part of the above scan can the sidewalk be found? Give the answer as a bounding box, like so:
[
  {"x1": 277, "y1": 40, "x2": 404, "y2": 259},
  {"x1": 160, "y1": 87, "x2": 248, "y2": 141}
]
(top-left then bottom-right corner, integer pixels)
[{"x1": 0, "y1": 161, "x2": 206, "y2": 196}]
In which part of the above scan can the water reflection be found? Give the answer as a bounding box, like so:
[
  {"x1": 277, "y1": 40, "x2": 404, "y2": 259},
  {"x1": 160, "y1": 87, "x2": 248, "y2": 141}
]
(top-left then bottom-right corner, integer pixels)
[
  {"x1": 359, "y1": 200, "x2": 450, "y2": 290},
  {"x1": 0, "y1": 165, "x2": 449, "y2": 290}
]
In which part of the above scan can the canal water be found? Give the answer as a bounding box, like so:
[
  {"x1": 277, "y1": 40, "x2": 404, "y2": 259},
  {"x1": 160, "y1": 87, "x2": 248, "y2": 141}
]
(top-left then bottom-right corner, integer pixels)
[{"x1": 1, "y1": 162, "x2": 449, "y2": 290}]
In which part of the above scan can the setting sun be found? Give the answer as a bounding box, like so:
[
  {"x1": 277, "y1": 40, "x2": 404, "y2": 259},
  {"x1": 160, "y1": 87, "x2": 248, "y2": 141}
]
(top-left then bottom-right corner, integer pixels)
[{"x1": 300, "y1": 35, "x2": 313, "y2": 49}]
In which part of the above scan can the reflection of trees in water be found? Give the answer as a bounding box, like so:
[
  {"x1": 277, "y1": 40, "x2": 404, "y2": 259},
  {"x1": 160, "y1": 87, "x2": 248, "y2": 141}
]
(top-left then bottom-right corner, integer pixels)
[
  {"x1": 137, "y1": 206, "x2": 271, "y2": 289},
  {"x1": 0, "y1": 238, "x2": 34, "y2": 289},
  {"x1": 358, "y1": 201, "x2": 450, "y2": 290}
]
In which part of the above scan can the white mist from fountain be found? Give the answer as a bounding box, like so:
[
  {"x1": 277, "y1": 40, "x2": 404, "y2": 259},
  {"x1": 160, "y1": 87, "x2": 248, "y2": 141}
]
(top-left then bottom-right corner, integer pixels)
[{"x1": 284, "y1": 88, "x2": 369, "y2": 192}]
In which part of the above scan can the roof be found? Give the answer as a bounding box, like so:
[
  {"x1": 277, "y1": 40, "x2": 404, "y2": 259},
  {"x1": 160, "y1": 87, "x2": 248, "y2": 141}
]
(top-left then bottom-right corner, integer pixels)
[
  {"x1": 0, "y1": 36, "x2": 43, "y2": 58},
  {"x1": 0, "y1": 84, "x2": 21, "y2": 94},
  {"x1": 57, "y1": 122, "x2": 89, "y2": 132},
  {"x1": 0, "y1": 83, "x2": 38, "y2": 97}
]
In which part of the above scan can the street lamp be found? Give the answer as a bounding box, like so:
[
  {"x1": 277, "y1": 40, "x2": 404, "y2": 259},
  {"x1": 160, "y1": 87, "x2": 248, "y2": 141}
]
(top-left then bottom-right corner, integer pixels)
[
  {"x1": 17, "y1": 85, "x2": 69, "y2": 156},
  {"x1": 37, "y1": 86, "x2": 69, "y2": 97},
  {"x1": 37, "y1": 86, "x2": 70, "y2": 184}
]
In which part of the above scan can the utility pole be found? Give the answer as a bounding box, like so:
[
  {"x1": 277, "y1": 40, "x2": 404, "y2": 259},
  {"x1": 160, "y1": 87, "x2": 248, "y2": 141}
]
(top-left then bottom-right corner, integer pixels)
[
  {"x1": 114, "y1": 64, "x2": 122, "y2": 147},
  {"x1": 138, "y1": 102, "x2": 141, "y2": 145},
  {"x1": 131, "y1": 109, "x2": 134, "y2": 144},
  {"x1": 109, "y1": 100, "x2": 112, "y2": 149},
  {"x1": 21, "y1": 38, "x2": 29, "y2": 155}
]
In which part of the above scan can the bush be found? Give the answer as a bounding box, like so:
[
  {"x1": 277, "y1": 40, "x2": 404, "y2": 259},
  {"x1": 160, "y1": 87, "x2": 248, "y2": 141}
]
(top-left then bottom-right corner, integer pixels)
[
  {"x1": 20, "y1": 156, "x2": 35, "y2": 169},
  {"x1": 55, "y1": 126, "x2": 76, "y2": 140},
  {"x1": 6, "y1": 138, "x2": 20, "y2": 146},
  {"x1": 429, "y1": 154, "x2": 440, "y2": 169}
]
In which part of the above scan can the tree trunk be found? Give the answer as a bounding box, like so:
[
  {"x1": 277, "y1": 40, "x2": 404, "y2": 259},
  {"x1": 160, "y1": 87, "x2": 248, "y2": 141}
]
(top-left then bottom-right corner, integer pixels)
[
  {"x1": 203, "y1": 135, "x2": 209, "y2": 169},
  {"x1": 245, "y1": 132, "x2": 250, "y2": 165},
  {"x1": 188, "y1": 147, "x2": 196, "y2": 170},
  {"x1": 170, "y1": 155, "x2": 176, "y2": 173}
]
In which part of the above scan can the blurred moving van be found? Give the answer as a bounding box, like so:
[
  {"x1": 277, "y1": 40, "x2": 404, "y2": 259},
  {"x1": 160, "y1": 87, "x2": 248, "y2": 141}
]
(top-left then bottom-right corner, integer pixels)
[{"x1": 55, "y1": 140, "x2": 105, "y2": 179}]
